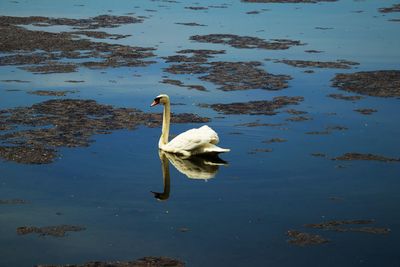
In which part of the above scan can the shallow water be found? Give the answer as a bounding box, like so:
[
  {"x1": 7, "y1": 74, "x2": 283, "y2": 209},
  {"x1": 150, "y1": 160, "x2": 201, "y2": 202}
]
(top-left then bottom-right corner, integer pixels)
[{"x1": 1, "y1": 0, "x2": 400, "y2": 266}]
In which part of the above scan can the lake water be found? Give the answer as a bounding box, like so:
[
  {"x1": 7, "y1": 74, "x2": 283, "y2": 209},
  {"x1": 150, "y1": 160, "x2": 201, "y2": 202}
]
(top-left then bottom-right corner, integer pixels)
[{"x1": 0, "y1": 0, "x2": 399, "y2": 266}]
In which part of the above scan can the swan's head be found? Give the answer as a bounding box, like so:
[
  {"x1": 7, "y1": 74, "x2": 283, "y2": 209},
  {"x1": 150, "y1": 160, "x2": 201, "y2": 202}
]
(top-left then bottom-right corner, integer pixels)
[{"x1": 151, "y1": 94, "x2": 169, "y2": 107}]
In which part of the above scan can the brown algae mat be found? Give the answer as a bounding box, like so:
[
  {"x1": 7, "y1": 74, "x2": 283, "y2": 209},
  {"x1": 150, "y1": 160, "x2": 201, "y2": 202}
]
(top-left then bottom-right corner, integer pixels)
[
  {"x1": 36, "y1": 257, "x2": 185, "y2": 267},
  {"x1": 17, "y1": 225, "x2": 86, "y2": 237},
  {"x1": 332, "y1": 153, "x2": 400, "y2": 162},
  {"x1": 0, "y1": 199, "x2": 29, "y2": 204},
  {"x1": 163, "y1": 49, "x2": 292, "y2": 91},
  {"x1": 190, "y1": 34, "x2": 304, "y2": 50},
  {"x1": 0, "y1": 15, "x2": 156, "y2": 74},
  {"x1": 200, "y1": 96, "x2": 304, "y2": 115},
  {"x1": 160, "y1": 79, "x2": 207, "y2": 91},
  {"x1": 288, "y1": 219, "x2": 390, "y2": 246},
  {"x1": 378, "y1": 4, "x2": 400, "y2": 13},
  {"x1": 0, "y1": 99, "x2": 209, "y2": 164},
  {"x1": 28, "y1": 90, "x2": 78, "y2": 96},
  {"x1": 165, "y1": 61, "x2": 292, "y2": 91},
  {"x1": 305, "y1": 220, "x2": 391, "y2": 235},
  {"x1": 354, "y1": 108, "x2": 377, "y2": 115},
  {"x1": 275, "y1": 59, "x2": 359, "y2": 69},
  {"x1": 327, "y1": 93, "x2": 364, "y2": 101},
  {"x1": 331, "y1": 70, "x2": 400, "y2": 97},
  {"x1": 286, "y1": 230, "x2": 329, "y2": 246}
]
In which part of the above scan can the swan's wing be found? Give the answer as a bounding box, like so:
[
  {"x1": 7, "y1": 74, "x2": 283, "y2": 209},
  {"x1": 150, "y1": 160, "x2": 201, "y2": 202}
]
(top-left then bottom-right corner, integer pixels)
[{"x1": 164, "y1": 125, "x2": 219, "y2": 153}]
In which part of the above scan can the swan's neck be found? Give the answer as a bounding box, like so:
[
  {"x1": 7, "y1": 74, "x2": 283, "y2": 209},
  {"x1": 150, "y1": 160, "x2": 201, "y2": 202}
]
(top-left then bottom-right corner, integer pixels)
[{"x1": 159, "y1": 101, "x2": 170, "y2": 147}]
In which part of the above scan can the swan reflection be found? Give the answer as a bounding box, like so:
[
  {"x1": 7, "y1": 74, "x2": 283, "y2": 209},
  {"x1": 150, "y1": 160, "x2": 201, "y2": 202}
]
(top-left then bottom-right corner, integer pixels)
[{"x1": 151, "y1": 151, "x2": 228, "y2": 200}]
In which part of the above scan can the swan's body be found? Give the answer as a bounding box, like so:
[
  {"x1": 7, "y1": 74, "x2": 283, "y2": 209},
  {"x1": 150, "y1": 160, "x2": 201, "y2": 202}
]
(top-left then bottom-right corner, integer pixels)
[{"x1": 151, "y1": 94, "x2": 230, "y2": 157}]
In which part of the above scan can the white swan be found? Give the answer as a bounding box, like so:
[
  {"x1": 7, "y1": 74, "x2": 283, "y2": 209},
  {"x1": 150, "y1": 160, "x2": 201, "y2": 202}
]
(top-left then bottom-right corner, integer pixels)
[{"x1": 150, "y1": 94, "x2": 230, "y2": 157}]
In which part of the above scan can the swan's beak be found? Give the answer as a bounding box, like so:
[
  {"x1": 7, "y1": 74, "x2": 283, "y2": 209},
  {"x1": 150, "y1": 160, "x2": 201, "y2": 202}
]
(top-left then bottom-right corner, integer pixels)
[{"x1": 150, "y1": 100, "x2": 159, "y2": 107}]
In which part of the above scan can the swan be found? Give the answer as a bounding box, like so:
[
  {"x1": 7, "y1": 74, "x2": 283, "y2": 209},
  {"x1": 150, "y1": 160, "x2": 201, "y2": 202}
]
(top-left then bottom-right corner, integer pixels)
[{"x1": 150, "y1": 94, "x2": 230, "y2": 157}]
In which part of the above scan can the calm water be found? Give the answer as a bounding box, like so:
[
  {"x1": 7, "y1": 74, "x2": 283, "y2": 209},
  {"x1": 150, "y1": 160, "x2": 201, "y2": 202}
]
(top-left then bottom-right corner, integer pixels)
[{"x1": 1, "y1": 0, "x2": 400, "y2": 266}]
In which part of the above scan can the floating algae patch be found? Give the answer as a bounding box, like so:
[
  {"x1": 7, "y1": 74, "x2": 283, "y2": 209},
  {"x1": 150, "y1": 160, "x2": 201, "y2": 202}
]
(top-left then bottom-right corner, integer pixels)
[
  {"x1": 163, "y1": 49, "x2": 291, "y2": 91},
  {"x1": 378, "y1": 4, "x2": 400, "y2": 13},
  {"x1": 162, "y1": 49, "x2": 225, "y2": 63},
  {"x1": 286, "y1": 115, "x2": 312, "y2": 122},
  {"x1": 0, "y1": 15, "x2": 156, "y2": 73},
  {"x1": 175, "y1": 22, "x2": 207, "y2": 27},
  {"x1": 306, "y1": 125, "x2": 348, "y2": 135},
  {"x1": 332, "y1": 153, "x2": 400, "y2": 162},
  {"x1": 274, "y1": 59, "x2": 359, "y2": 69},
  {"x1": 36, "y1": 257, "x2": 185, "y2": 267},
  {"x1": 70, "y1": 30, "x2": 131, "y2": 40},
  {"x1": 263, "y1": 138, "x2": 287, "y2": 143},
  {"x1": 0, "y1": 14, "x2": 143, "y2": 30},
  {"x1": 327, "y1": 93, "x2": 364, "y2": 101},
  {"x1": 0, "y1": 146, "x2": 56, "y2": 164},
  {"x1": 305, "y1": 220, "x2": 391, "y2": 235},
  {"x1": 16, "y1": 225, "x2": 86, "y2": 237},
  {"x1": 165, "y1": 61, "x2": 291, "y2": 91},
  {"x1": 331, "y1": 70, "x2": 400, "y2": 97},
  {"x1": 28, "y1": 90, "x2": 78, "y2": 96},
  {"x1": 1, "y1": 79, "x2": 30, "y2": 83},
  {"x1": 285, "y1": 109, "x2": 307, "y2": 115},
  {"x1": 0, "y1": 199, "x2": 29, "y2": 204},
  {"x1": 311, "y1": 153, "x2": 327, "y2": 157},
  {"x1": 286, "y1": 230, "x2": 329, "y2": 246},
  {"x1": 354, "y1": 108, "x2": 377, "y2": 115},
  {"x1": 0, "y1": 99, "x2": 209, "y2": 164},
  {"x1": 201, "y1": 61, "x2": 291, "y2": 91},
  {"x1": 160, "y1": 79, "x2": 207, "y2": 91},
  {"x1": 20, "y1": 63, "x2": 78, "y2": 74},
  {"x1": 190, "y1": 34, "x2": 304, "y2": 50},
  {"x1": 200, "y1": 96, "x2": 304, "y2": 115},
  {"x1": 248, "y1": 148, "x2": 273, "y2": 154},
  {"x1": 185, "y1": 6, "x2": 209, "y2": 10}
]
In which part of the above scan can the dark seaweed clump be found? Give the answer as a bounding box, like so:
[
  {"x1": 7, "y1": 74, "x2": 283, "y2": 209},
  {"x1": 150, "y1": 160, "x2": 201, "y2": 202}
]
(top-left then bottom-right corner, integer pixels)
[
  {"x1": 0, "y1": 15, "x2": 142, "y2": 30},
  {"x1": 0, "y1": 199, "x2": 28, "y2": 204},
  {"x1": 163, "y1": 49, "x2": 291, "y2": 91},
  {"x1": 161, "y1": 79, "x2": 207, "y2": 91},
  {"x1": 17, "y1": 225, "x2": 86, "y2": 237},
  {"x1": 190, "y1": 34, "x2": 304, "y2": 50},
  {"x1": 0, "y1": 15, "x2": 155, "y2": 73},
  {"x1": 36, "y1": 257, "x2": 185, "y2": 267},
  {"x1": 28, "y1": 90, "x2": 77, "y2": 96},
  {"x1": 0, "y1": 99, "x2": 210, "y2": 164},
  {"x1": 331, "y1": 70, "x2": 400, "y2": 97},
  {"x1": 201, "y1": 96, "x2": 304, "y2": 115},
  {"x1": 354, "y1": 108, "x2": 377, "y2": 115},
  {"x1": 165, "y1": 61, "x2": 291, "y2": 91},
  {"x1": 275, "y1": 59, "x2": 359, "y2": 69},
  {"x1": 162, "y1": 49, "x2": 225, "y2": 63},
  {"x1": 333, "y1": 153, "x2": 400, "y2": 162},
  {"x1": 305, "y1": 220, "x2": 391, "y2": 235},
  {"x1": 287, "y1": 230, "x2": 329, "y2": 246},
  {"x1": 175, "y1": 22, "x2": 206, "y2": 27},
  {"x1": 327, "y1": 93, "x2": 364, "y2": 101},
  {"x1": 263, "y1": 138, "x2": 287, "y2": 143},
  {"x1": 306, "y1": 125, "x2": 348, "y2": 135},
  {"x1": 378, "y1": 4, "x2": 400, "y2": 13}
]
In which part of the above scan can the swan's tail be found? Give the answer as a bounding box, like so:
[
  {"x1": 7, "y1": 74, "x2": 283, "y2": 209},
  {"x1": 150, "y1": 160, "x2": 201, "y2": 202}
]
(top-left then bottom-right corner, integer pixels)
[{"x1": 201, "y1": 144, "x2": 230, "y2": 154}]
